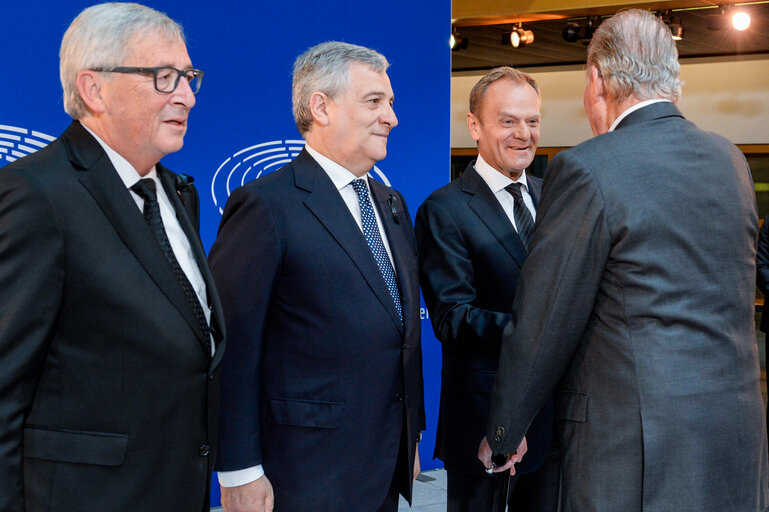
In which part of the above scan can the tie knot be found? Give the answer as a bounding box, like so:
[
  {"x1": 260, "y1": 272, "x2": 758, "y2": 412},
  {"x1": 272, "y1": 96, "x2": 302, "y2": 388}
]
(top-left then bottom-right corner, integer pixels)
[
  {"x1": 131, "y1": 178, "x2": 158, "y2": 203},
  {"x1": 350, "y1": 178, "x2": 368, "y2": 199},
  {"x1": 505, "y1": 182, "x2": 524, "y2": 200}
]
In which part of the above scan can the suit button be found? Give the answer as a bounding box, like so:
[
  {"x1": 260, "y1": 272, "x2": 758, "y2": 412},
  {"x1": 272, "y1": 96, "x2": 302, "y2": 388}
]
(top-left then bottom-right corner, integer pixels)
[
  {"x1": 395, "y1": 393, "x2": 404, "y2": 401},
  {"x1": 494, "y1": 426, "x2": 505, "y2": 443},
  {"x1": 208, "y1": 374, "x2": 215, "y2": 381},
  {"x1": 199, "y1": 444, "x2": 210, "y2": 456},
  {"x1": 402, "y1": 344, "x2": 409, "y2": 351}
]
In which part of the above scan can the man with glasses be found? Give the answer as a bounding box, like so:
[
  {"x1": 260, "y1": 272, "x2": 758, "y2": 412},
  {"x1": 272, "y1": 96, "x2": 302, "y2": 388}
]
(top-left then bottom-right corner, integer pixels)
[{"x1": 0, "y1": 4, "x2": 224, "y2": 511}]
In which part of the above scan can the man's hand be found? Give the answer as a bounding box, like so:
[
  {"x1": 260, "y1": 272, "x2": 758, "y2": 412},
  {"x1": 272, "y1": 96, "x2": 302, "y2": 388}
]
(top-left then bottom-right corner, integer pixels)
[
  {"x1": 478, "y1": 436, "x2": 528, "y2": 475},
  {"x1": 413, "y1": 445, "x2": 421, "y2": 483},
  {"x1": 221, "y1": 476, "x2": 275, "y2": 512}
]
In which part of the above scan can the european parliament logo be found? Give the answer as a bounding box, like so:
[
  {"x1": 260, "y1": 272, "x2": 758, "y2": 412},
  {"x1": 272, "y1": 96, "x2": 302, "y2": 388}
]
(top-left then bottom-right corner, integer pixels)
[
  {"x1": 211, "y1": 140, "x2": 392, "y2": 214},
  {"x1": 0, "y1": 124, "x2": 55, "y2": 164}
]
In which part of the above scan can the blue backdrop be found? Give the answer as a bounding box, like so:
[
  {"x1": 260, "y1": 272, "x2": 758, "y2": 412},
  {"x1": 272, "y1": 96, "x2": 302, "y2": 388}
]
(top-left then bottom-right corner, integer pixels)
[{"x1": 1, "y1": 0, "x2": 449, "y2": 506}]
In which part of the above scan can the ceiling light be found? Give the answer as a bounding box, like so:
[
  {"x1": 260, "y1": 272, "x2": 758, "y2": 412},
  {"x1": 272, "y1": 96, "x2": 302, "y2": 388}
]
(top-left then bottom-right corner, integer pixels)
[
  {"x1": 450, "y1": 32, "x2": 469, "y2": 51},
  {"x1": 503, "y1": 24, "x2": 534, "y2": 49},
  {"x1": 562, "y1": 17, "x2": 600, "y2": 45},
  {"x1": 661, "y1": 13, "x2": 684, "y2": 41},
  {"x1": 732, "y1": 11, "x2": 751, "y2": 31}
]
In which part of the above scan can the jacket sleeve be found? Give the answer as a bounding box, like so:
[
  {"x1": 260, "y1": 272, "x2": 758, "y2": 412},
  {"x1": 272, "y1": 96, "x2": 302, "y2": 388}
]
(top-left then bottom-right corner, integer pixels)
[
  {"x1": 0, "y1": 169, "x2": 65, "y2": 512},
  {"x1": 486, "y1": 150, "x2": 611, "y2": 455},
  {"x1": 209, "y1": 185, "x2": 282, "y2": 471},
  {"x1": 415, "y1": 197, "x2": 511, "y2": 352}
]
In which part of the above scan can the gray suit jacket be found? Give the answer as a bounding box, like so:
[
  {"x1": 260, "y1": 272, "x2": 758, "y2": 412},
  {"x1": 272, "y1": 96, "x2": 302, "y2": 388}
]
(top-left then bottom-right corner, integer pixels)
[{"x1": 487, "y1": 102, "x2": 768, "y2": 511}]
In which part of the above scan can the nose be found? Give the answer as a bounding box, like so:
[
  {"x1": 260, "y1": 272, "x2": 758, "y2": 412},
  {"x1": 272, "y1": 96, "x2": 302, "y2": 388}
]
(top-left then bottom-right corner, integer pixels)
[
  {"x1": 172, "y1": 76, "x2": 196, "y2": 109},
  {"x1": 511, "y1": 120, "x2": 529, "y2": 140},
  {"x1": 381, "y1": 103, "x2": 398, "y2": 128}
]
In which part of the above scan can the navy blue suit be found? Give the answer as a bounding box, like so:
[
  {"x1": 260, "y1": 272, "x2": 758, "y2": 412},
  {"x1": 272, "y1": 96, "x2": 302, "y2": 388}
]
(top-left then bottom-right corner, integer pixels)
[
  {"x1": 416, "y1": 163, "x2": 558, "y2": 510},
  {"x1": 209, "y1": 148, "x2": 424, "y2": 511}
]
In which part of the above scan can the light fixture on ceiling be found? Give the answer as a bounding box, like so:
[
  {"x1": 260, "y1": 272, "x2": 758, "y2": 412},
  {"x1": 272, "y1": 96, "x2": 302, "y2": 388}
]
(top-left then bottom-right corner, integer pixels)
[
  {"x1": 732, "y1": 10, "x2": 751, "y2": 30},
  {"x1": 562, "y1": 16, "x2": 600, "y2": 45},
  {"x1": 707, "y1": 6, "x2": 752, "y2": 32},
  {"x1": 450, "y1": 30, "x2": 469, "y2": 51},
  {"x1": 502, "y1": 23, "x2": 534, "y2": 48},
  {"x1": 660, "y1": 11, "x2": 684, "y2": 40}
]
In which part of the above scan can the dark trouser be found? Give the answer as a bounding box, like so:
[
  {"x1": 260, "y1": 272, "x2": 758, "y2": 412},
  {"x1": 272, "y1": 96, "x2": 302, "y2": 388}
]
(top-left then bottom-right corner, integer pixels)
[{"x1": 447, "y1": 442, "x2": 560, "y2": 512}]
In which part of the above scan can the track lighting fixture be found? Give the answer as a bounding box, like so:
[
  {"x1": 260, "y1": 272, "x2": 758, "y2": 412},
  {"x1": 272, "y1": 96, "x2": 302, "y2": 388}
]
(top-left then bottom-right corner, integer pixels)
[
  {"x1": 450, "y1": 30, "x2": 469, "y2": 51},
  {"x1": 502, "y1": 24, "x2": 534, "y2": 48},
  {"x1": 562, "y1": 17, "x2": 600, "y2": 45}
]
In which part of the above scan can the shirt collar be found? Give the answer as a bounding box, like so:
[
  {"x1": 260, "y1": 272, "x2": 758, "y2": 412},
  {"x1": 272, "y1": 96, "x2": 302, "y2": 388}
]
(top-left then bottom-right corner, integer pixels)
[
  {"x1": 304, "y1": 143, "x2": 370, "y2": 191},
  {"x1": 609, "y1": 99, "x2": 671, "y2": 132},
  {"x1": 473, "y1": 153, "x2": 529, "y2": 194},
  {"x1": 81, "y1": 123, "x2": 157, "y2": 187}
]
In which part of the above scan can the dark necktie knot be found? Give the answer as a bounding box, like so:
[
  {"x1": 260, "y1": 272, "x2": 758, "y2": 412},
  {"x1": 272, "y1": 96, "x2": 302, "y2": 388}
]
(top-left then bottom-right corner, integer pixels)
[
  {"x1": 130, "y1": 178, "x2": 158, "y2": 203},
  {"x1": 505, "y1": 182, "x2": 524, "y2": 200}
]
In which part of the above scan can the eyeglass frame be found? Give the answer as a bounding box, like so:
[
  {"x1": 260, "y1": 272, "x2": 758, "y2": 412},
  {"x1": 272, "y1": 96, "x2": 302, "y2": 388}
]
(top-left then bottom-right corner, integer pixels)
[{"x1": 89, "y1": 66, "x2": 204, "y2": 94}]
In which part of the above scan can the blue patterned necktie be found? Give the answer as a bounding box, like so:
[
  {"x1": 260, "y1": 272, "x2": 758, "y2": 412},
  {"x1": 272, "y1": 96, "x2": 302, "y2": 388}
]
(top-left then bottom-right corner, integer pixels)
[
  {"x1": 350, "y1": 178, "x2": 403, "y2": 323},
  {"x1": 505, "y1": 182, "x2": 535, "y2": 251},
  {"x1": 131, "y1": 178, "x2": 211, "y2": 349}
]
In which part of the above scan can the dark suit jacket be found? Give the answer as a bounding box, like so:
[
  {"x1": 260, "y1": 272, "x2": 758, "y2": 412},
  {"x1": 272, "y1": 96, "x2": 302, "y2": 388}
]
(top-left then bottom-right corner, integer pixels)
[
  {"x1": 487, "y1": 102, "x2": 768, "y2": 511},
  {"x1": 415, "y1": 164, "x2": 552, "y2": 476},
  {"x1": 0, "y1": 121, "x2": 225, "y2": 512},
  {"x1": 209, "y1": 149, "x2": 424, "y2": 511}
]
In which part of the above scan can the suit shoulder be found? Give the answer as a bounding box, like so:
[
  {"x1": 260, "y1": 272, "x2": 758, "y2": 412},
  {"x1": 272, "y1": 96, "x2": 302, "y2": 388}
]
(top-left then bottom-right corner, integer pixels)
[{"x1": 421, "y1": 177, "x2": 462, "y2": 205}]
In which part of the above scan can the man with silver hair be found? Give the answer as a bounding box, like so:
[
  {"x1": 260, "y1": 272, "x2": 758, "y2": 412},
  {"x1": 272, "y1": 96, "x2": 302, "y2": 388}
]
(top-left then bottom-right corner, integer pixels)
[
  {"x1": 210, "y1": 41, "x2": 424, "y2": 512},
  {"x1": 480, "y1": 9, "x2": 768, "y2": 511},
  {"x1": 0, "y1": 3, "x2": 224, "y2": 511}
]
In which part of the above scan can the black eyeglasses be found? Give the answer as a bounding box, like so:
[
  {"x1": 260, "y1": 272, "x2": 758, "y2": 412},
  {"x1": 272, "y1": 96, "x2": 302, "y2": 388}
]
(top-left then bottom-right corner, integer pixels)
[{"x1": 90, "y1": 66, "x2": 204, "y2": 94}]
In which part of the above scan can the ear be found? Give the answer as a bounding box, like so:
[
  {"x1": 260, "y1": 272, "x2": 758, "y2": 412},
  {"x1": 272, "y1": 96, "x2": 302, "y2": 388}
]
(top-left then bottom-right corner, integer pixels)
[
  {"x1": 466, "y1": 112, "x2": 482, "y2": 143},
  {"x1": 308, "y1": 92, "x2": 331, "y2": 127},
  {"x1": 586, "y1": 65, "x2": 606, "y2": 104},
  {"x1": 76, "y1": 70, "x2": 107, "y2": 115}
]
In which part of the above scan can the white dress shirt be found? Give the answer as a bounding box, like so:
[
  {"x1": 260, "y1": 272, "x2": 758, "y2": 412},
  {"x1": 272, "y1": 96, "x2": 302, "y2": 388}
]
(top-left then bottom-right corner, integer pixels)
[
  {"x1": 82, "y1": 124, "x2": 213, "y2": 355},
  {"x1": 473, "y1": 153, "x2": 536, "y2": 232},
  {"x1": 218, "y1": 144, "x2": 399, "y2": 488}
]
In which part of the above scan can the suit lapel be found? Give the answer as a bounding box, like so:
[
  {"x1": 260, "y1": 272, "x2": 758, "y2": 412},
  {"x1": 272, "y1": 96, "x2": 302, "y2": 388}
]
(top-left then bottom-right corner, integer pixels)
[
  {"x1": 462, "y1": 164, "x2": 528, "y2": 268},
  {"x1": 295, "y1": 150, "x2": 404, "y2": 334},
  {"x1": 370, "y1": 179, "x2": 413, "y2": 334},
  {"x1": 64, "y1": 122, "x2": 210, "y2": 353},
  {"x1": 158, "y1": 166, "x2": 226, "y2": 366}
]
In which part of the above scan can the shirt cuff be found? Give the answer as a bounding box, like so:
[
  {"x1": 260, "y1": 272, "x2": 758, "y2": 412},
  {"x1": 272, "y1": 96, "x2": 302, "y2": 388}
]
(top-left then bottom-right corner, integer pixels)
[{"x1": 217, "y1": 465, "x2": 265, "y2": 487}]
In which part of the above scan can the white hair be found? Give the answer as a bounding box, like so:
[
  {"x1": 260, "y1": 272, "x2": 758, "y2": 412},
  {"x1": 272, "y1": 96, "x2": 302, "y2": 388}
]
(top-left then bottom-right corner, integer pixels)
[{"x1": 587, "y1": 9, "x2": 681, "y2": 102}]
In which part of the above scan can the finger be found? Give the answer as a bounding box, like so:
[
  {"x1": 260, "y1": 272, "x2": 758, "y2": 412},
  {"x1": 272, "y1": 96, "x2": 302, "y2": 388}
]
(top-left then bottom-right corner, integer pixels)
[{"x1": 492, "y1": 457, "x2": 515, "y2": 473}]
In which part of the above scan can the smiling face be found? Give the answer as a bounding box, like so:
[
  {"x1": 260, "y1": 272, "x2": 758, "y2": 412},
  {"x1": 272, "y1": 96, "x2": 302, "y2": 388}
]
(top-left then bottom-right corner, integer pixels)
[
  {"x1": 95, "y1": 32, "x2": 196, "y2": 175},
  {"x1": 322, "y1": 62, "x2": 398, "y2": 176},
  {"x1": 467, "y1": 78, "x2": 541, "y2": 180}
]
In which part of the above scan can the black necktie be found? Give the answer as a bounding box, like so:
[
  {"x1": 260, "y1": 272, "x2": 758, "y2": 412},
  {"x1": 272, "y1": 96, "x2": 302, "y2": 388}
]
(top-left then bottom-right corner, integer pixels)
[
  {"x1": 505, "y1": 183, "x2": 535, "y2": 250},
  {"x1": 130, "y1": 178, "x2": 210, "y2": 348}
]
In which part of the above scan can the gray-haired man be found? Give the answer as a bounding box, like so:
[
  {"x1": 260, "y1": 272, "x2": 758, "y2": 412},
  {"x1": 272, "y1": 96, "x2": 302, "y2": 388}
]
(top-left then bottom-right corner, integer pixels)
[
  {"x1": 0, "y1": 3, "x2": 223, "y2": 511},
  {"x1": 210, "y1": 41, "x2": 424, "y2": 512},
  {"x1": 480, "y1": 9, "x2": 768, "y2": 512}
]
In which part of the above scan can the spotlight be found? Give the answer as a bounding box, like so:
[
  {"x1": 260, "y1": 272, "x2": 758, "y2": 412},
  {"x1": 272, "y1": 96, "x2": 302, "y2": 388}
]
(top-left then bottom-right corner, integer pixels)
[
  {"x1": 502, "y1": 24, "x2": 534, "y2": 48},
  {"x1": 562, "y1": 17, "x2": 600, "y2": 45},
  {"x1": 450, "y1": 32, "x2": 468, "y2": 51},
  {"x1": 732, "y1": 11, "x2": 751, "y2": 31},
  {"x1": 708, "y1": 6, "x2": 752, "y2": 32},
  {"x1": 661, "y1": 12, "x2": 684, "y2": 41}
]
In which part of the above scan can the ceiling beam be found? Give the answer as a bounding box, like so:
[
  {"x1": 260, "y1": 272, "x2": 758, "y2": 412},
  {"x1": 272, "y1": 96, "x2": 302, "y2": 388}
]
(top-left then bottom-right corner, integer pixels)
[{"x1": 452, "y1": 0, "x2": 727, "y2": 26}]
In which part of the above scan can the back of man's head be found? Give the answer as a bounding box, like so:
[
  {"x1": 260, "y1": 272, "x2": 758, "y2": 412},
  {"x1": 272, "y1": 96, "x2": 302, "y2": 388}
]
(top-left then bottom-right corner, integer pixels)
[
  {"x1": 587, "y1": 9, "x2": 681, "y2": 103},
  {"x1": 292, "y1": 41, "x2": 388, "y2": 136},
  {"x1": 60, "y1": 2, "x2": 184, "y2": 119}
]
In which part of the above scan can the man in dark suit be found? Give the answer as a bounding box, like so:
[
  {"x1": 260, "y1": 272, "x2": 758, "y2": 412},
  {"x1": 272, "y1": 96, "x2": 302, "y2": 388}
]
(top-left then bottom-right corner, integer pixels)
[
  {"x1": 0, "y1": 4, "x2": 223, "y2": 512},
  {"x1": 480, "y1": 9, "x2": 768, "y2": 512},
  {"x1": 209, "y1": 41, "x2": 424, "y2": 512},
  {"x1": 416, "y1": 68, "x2": 558, "y2": 511}
]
